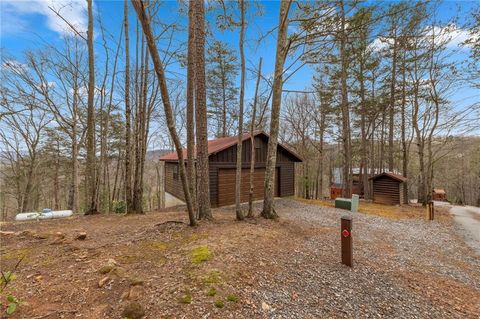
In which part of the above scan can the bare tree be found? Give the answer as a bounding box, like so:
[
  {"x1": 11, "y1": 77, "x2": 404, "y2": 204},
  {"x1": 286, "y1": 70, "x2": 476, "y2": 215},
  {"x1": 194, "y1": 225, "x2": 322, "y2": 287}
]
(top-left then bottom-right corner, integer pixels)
[
  {"x1": 193, "y1": 0, "x2": 212, "y2": 220},
  {"x1": 124, "y1": 0, "x2": 133, "y2": 213},
  {"x1": 186, "y1": 0, "x2": 197, "y2": 216},
  {"x1": 85, "y1": 0, "x2": 98, "y2": 215},
  {"x1": 235, "y1": 0, "x2": 246, "y2": 221},
  {"x1": 247, "y1": 57, "x2": 262, "y2": 217},
  {"x1": 261, "y1": 0, "x2": 292, "y2": 219},
  {"x1": 131, "y1": 0, "x2": 196, "y2": 225}
]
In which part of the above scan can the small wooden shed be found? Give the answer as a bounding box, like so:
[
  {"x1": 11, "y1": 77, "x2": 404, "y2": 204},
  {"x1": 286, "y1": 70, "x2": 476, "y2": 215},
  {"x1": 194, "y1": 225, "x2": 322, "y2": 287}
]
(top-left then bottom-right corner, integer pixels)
[
  {"x1": 369, "y1": 172, "x2": 407, "y2": 205},
  {"x1": 432, "y1": 189, "x2": 446, "y2": 201}
]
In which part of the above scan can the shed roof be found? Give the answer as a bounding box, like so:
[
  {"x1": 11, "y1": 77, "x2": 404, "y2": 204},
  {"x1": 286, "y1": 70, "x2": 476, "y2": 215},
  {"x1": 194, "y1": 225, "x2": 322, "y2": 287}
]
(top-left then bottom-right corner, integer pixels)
[
  {"x1": 368, "y1": 172, "x2": 407, "y2": 183},
  {"x1": 159, "y1": 131, "x2": 302, "y2": 162},
  {"x1": 433, "y1": 188, "x2": 446, "y2": 194}
]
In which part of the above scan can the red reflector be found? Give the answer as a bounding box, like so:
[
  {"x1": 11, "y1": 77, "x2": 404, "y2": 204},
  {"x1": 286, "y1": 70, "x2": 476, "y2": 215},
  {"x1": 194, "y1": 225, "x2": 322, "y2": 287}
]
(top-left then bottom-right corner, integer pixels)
[{"x1": 342, "y1": 229, "x2": 350, "y2": 237}]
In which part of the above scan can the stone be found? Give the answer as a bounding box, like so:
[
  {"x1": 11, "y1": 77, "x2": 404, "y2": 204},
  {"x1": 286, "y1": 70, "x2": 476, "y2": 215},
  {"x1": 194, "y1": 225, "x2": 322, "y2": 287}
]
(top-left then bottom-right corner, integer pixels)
[
  {"x1": 0, "y1": 231, "x2": 16, "y2": 236},
  {"x1": 262, "y1": 302, "x2": 271, "y2": 311},
  {"x1": 98, "y1": 276, "x2": 111, "y2": 288},
  {"x1": 33, "y1": 233, "x2": 49, "y2": 239},
  {"x1": 122, "y1": 302, "x2": 145, "y2": 319},
  {"x1": 98, "y1": 265, "x2": 115, "y2": 274},
  {"x1": 129, "y1": 277, "x2": 144, "y2": 286},
  {"x1": 55, "y1": 232, "x2": 65, "y2": 239},
  {"x1": 128, "y1": 285, "x2": 144, "y2": 300},
  {"x1": 75, "y1": 232, "x2": 87, "y2": 240}
]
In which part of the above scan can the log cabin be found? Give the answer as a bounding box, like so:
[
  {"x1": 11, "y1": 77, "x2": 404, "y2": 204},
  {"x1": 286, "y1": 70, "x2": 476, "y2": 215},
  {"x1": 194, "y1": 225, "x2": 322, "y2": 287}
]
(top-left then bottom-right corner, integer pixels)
[
  {"x1": 369, "y1": 172, "x2": 407, "y2": 205},
  {"x1": 159, "y1": 131, "x2": 302, "y2": 207}
]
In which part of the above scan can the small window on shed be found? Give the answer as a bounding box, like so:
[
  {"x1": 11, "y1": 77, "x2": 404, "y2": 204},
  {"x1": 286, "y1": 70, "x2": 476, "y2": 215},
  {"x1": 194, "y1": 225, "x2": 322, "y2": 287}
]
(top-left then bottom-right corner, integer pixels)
[{"x1": 173, "y1": 165, "x2": 179, "y2": 180}]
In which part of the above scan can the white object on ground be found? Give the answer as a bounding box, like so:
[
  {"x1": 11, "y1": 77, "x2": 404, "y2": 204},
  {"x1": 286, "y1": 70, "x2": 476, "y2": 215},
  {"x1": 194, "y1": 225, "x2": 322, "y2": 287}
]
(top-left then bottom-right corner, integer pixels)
[
  {"x1": 351, "y1": 194, "x2": 359, "y2": 212},
  {"x1": 15, "y1": 210, "x2": 73, "y2": 221}
]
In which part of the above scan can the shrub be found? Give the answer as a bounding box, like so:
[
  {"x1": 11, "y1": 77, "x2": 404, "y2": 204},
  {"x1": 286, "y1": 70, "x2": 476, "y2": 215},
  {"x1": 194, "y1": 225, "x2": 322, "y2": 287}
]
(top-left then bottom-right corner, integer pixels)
[
  {"x1": 112, "y1": 200, "x2": 127, "y2": 214},
  {"x1": 191, "y1": 246, "x2": 211, "y2": 264},
  {"x1": 214, "y1": 299, "x2": 224, "y2": 308},
  {"x1": 207, "y1": 287, "x2": 216, "y2": 297}
]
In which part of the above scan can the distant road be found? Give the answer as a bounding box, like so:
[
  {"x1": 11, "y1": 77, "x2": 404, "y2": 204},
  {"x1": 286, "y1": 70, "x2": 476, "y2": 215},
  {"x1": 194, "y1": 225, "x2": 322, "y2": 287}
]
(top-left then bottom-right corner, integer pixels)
[{"x1": 436, "y1": 201, "x2": 480, "y2": 255}]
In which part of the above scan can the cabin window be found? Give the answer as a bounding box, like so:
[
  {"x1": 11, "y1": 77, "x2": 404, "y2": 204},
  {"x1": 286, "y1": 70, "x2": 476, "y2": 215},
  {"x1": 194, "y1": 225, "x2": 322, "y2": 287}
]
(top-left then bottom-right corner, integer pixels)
[{"x1": 173, "y1": 165, "x2": 179, "y2": 180}]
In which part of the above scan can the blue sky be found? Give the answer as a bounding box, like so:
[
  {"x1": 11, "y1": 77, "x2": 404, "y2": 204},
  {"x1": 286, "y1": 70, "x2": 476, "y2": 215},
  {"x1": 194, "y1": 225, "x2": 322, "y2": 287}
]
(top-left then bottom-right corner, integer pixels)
[{"x1": 1, "y1": 0, "x2": 478, "y2": 134}]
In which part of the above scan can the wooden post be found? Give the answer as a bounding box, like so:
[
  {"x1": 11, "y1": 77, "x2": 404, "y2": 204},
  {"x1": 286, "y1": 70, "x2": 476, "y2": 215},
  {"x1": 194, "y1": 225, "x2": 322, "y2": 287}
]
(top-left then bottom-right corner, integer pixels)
[
  {"x1": 341, "y1": 215, "x2": 352, "y2": 267},
  {"x1": 428, "y1": 201, "x2": 434, "y2": 220}
]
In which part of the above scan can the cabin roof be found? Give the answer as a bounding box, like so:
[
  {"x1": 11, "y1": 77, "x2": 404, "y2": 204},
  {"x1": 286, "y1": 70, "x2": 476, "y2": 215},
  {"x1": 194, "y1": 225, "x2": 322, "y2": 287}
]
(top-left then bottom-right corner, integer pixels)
[
  {"x1": 433, "y1": 188, "x2": 446, "y2": 194},
  {"x1": 159, "y1": 131, "x2": 302, "y2": 162},
  {"x1": 368, "y1": 172, "x2": 407, "y2": 183}
]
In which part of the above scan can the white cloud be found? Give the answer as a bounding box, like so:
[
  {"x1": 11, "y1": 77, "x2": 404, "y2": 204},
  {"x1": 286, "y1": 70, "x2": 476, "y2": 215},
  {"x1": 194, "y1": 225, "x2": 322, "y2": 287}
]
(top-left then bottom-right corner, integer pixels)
[
  {"x1": 2, "y1": 59, "x2": 28, "y2": 73},
  {"x1": 1, "y1": 0, "x2": 88, "y2": 37},
  {"x1": 369, "y1": 37, "x2": 392, "y2": 52},
  {"x1": 425, "y1": 25, "x2": 471, "y2": 49},
  {"x1": 370, "y1": 24, "x2": 472, "y2": 52}
]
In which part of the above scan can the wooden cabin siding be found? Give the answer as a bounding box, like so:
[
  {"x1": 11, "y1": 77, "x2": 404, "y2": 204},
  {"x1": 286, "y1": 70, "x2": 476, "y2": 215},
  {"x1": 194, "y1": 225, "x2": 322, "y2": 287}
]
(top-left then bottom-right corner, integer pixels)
[
  {"x1": 163, "y1": 133, "x2": 300, "y2": 207},
  {"x1": 279, "y1": 161, "x2": 295, "y2": 197},
  {"x1": 164, "y1": 161, "x2": 186, "y2": 201},
  {"x1": 372, "y1": 176, "x2": 400, "y2": 205}
]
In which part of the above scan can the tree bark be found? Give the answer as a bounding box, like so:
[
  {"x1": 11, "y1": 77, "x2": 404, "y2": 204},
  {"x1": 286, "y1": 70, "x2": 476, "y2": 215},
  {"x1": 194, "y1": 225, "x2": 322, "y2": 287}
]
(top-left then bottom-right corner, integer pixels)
[
  {"x1": 131, "y1": 0, "x2": 197, "y2": 225},
  {"x1": 124, "y1": 0, "x2": 133, "y2": 213},
  {"x1": 261, "y1": 0, "x2": 292, "y2": 219},
  {"x1": 235, "y1": 0, "x2": 246, "y2": 221},
  {"x1": 193, "y1": 0, "x2": 212, "y2": 220},
  {"x1": 186, "y1": 0, "x2": 197, "y2": 217},
  {"x1": 247, "y1": 57, "x2": 262, "y2": 218},
  {"x1": 85, "y1": 0, "x2": 98, "y2": 215},
  {"x1": 388, "y1": 27, "x2": 397, "y2": 172},
  {"x1": 339, "y1": 0, "x2": 352, "y2": 198}
]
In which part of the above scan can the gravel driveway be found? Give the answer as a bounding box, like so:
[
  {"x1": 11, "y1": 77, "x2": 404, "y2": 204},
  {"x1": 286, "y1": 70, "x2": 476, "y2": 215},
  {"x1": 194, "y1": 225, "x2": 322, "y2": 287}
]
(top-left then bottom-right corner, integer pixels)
[
  {"x1": 246, "y1": 199, "x2": 480, "y2": 319},
  {"x1": 446, "y1": 203, "x2": 480, "y2": 255}
]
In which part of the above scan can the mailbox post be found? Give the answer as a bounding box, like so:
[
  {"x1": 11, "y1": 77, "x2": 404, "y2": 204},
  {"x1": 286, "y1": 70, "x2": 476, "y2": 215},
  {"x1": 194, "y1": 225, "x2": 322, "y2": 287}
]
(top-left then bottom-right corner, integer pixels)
[{"x1": 341, "y1": 215, "x2": 352, "y2": 267}]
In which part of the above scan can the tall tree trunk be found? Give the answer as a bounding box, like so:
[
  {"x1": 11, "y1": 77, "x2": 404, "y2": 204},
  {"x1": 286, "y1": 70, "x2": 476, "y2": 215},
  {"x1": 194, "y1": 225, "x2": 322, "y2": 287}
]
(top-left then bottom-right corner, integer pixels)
[
  {"x1": 247, "y1": 57, "x2": 262, "y2": 218},
  {"x1": 85, "y1": 0, "x2": 98, "y2": 215},
  {"x1": 359, "y1": 45, "x2": 369, "y2": 199},
  {"x1": 400, "y1": 49, "x2": 408, "y2": 203},
  {"x1": 235, "y1": 0, "x2": 246, "y2": 221},
  {"x1": 53, "y1": 139, "x2": 60, "y2": 210},
  {"x1": 124, "y1": 0, "x2": 133, "y2": 213},
  {"x1": 261, "y1": 0, "x2": 292, "y2": 219},
  {"x1": 193, "y1": 0, "x2": 212, "y2": 220},
  {"x1": 186, "y1": 0, "x2": 197, "y2": 217},
  {"x1": 318, "y1": 96, "x2": 326, "y2": 200},
  {"x1": 131, "y1": 0, "x2": 197, "y2": 226},
  {"x1": 69, "y1": 78, "x2": 80, "y2": 214},
  {"x1": 339, "y1": 0, "x2": 352, "y2": 198},
  {"x1": 388, "y1": 30, "x2": 397, "y2": 172}
]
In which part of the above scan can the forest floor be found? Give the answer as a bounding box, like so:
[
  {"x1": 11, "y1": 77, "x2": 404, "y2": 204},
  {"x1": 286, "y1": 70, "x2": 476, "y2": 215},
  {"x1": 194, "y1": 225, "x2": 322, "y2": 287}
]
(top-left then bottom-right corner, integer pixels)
[{"x1": 1, "y1": 199, "x2": 479, "y2": 319}]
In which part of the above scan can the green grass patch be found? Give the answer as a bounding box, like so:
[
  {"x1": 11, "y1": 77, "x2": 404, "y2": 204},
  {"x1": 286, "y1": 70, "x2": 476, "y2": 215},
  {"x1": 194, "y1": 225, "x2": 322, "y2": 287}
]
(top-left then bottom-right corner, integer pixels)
[
  {"x1": 191, "y1": 246, "x2": 211, "y2": 264},
  {"x1": 207, "y1": 287, "x2": 217, "y2": 297},
  {"x1": 226, "y1": 294, "x2": 238, "y2": 302},
  {"x1": 139, "y1": 240, "x2": 168, "y2": 251},
  {"x1": 1, "y1": 248, "x2": 32, "y2": 263},
  {"x1": 185, "y1": 232, "x2": 208, "y2": 243},
  {"x1": 214, "y1": 299, "x2": 224, "y2": 308},
  {"x1": 201, "y1": 270, "x2": 222, "y2": 285},
  {"x1": 179, "y1": 293, "x2": 192, "y2": 304}
]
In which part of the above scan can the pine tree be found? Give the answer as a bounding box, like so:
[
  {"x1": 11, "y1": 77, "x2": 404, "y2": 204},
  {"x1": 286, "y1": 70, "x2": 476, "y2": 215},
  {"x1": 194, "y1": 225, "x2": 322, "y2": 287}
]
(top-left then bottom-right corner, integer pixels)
[{"x1": 206, "y1": 41, "x2": 239, "y2": 137}]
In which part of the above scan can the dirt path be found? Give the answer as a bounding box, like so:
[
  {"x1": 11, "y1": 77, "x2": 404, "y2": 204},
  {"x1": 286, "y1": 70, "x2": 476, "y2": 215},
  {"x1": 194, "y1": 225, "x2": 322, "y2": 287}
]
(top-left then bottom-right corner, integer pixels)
[
  {"x1": 441, "y1": 202, "x2": 480, "y2": 255},
  {"x1": 1, "y1": 199, "x2": 479, "y2": 318}
]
